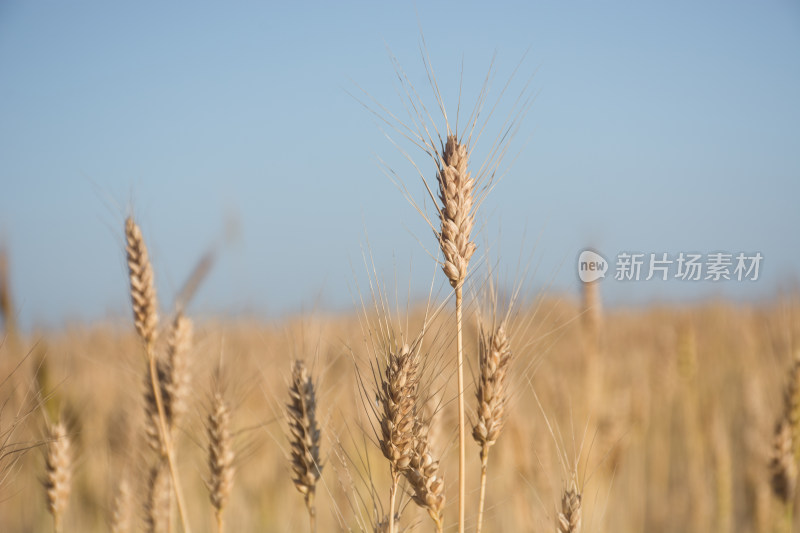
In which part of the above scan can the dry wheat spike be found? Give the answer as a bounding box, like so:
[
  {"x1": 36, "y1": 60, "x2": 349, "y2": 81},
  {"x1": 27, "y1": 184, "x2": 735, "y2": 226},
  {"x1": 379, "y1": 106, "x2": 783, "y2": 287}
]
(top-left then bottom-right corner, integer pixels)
[
  {"x1": 473, "y1": 321, "x2": 512, "y2": 533},
  {"x1": 377, "y1": 341, "x2": 421, "y2": 533},
  {"x1": 437, "y1": 135, "x2": 476, "y2": 289},
  {"x1": 783, "y1": 353, "x2": 800, "y2": 464},
  {"x1": 125, "y1": 217, "x2": 159, "y2": 347},
  {"x1": 405, "y1": 420, "x2": 445, "y2": 533},
  {"x1": 110, "y1": 474, "x2": 132, "y2": 533},
  {"x1": 556, "y1": 478, "x2": 582, "y2": 533},
  {"x1": 207, "y1": 391, "x2": 234, "y2": 533},
  {"x1": 43, "y1": 419, "x2": 71, "y2": 533},
  {"x1": 143, "y1": 313, "x2": 192, "y2": 453},
  {"x1": 287, "y1": 359, "x2": 322, "y2": 533},
  {"x1": 144, "y1": 461, "x2": 171, "y2": 533},
  {"x1": 770, "y1": 418, "x2": 797, "y2": 504}
]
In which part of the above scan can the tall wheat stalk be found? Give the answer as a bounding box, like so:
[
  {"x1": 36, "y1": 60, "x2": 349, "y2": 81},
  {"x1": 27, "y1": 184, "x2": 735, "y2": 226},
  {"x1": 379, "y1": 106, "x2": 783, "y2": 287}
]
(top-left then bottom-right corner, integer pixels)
[
  {"x1": 437, "y1": 134, "x2": 476, "y2": 533},
  {"x1": 125, "y1": 216, "x2": 191, "y2": 533}
]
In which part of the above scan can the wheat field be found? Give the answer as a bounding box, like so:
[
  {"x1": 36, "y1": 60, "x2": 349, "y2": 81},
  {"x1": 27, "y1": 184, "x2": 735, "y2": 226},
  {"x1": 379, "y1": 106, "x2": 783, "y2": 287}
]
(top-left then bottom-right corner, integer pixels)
[{"x1": 1, "y1": 263, "x2": 799, "y2": 532}]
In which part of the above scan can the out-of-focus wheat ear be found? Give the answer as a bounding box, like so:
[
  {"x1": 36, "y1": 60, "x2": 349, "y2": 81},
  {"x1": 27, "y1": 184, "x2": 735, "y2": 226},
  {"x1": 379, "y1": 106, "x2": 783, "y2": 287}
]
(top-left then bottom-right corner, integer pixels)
[
  {"x1": 783, "y1": 352, "x2": 800, "y2": 464},
  {"x1": 43, "y1": 419, "x2": 71, "y2": 533},
  {"x1": 125, "y1": 216, "x2": 159, "y2": 348},
  {"x1": 165, "y1": 313, "x2": 193, "y2": 427},
  {"x1": 111, "y1": 474, "x2": 133, "y2": 533},
  {"x1": 143, "y1": 359, "x2": 169, "y2": 454},
  {"x1": 405, "y1": 420, "x2": 445, "y2": 533},
  {"x1": 143, "y1": 462, "x2": 171, "y2": 533},
  {"x1": 142, "y1": 313, "x2": 193, "y2": 455},
  {"x1": 287, "y1": 359, "x2": 322, "y2": 533},
  {"x1": 207, "y1": 390, "x2": 234, "y2": 533},
  {"x1": 770, "y1": 418, "x2": 797, "y2": 504},
  {"x1": 472, "y1": 322, "x2": 512, "y2": 533},
  {"x1": 556, "y1": 477, "x2": 582, "y2": 533},
  {"x1": 0, "y1": 245, "x2": 17, "y2": 341}
]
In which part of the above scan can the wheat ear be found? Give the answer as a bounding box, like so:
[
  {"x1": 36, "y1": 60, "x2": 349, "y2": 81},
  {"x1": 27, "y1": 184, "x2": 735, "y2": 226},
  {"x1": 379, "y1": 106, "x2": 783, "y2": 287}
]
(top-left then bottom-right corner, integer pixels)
[
  {"x1": 125, "y1": 216, "x2": 191, "y2": 533},
  {"x1": 110, "y1": 474, "x2": 132, "y2": 533},
  {"x1": 43, "y1": 419, "x2": 71, "y2": 533},
  {"x1": 144, "y1": 461, "x2": 171, "y2": 533},
  {"x1": 783, "y1": 353, "x2": 800, "y2": 464},
  {"x1": 377, "y1": 342, "x2": 420, "y2": 533},
  {"x1": 405, "y1": 420, "x2": 445, "y2": 533},
  {"x1": 207, "y1": 391, "x2": 234, "y2": 533},
  {"x1": 436, "y1": 134, "x2": 475, "y2": 533},
  {"x1": 556, "y1": 477, "x2": 582, "y2": 533},
  {"x1": 144, "y1": 313, "x2": 193, "y2": 452},
  {"x1": 472, "y1": 322, "x2": 512, "y2": 533},
  {"x1": 125, "y1": 217, "x2": 158, "y2": 347},
  {"x1": 287, "y1": 360, "x2": 322, "y2": 533}
]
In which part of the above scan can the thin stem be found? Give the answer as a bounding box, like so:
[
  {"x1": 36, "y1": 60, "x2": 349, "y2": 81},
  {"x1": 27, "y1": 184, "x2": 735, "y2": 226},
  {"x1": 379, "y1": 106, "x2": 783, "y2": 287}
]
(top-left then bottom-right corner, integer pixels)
[
  {"x1": 476, "y1": 452, "x2": 489, "y2": 533},
  {"x1": 456, "y1": 286, "x2": 466, "y2": 533},
  {"x1": 216, "y1": 511, "x2": 224, "y2": 533},
  {"x1": 306, "y1": 492, "x2": 317, "y2": 533},
  {"x1": 388, "y1": 471, "x2": 399, "y2": 533},
  {"x1": 53, "y1": 514, "x2": 62, "y2": 533},
  {"x1": 147, "y1": 347, "x2": 192, "y2": 533}
]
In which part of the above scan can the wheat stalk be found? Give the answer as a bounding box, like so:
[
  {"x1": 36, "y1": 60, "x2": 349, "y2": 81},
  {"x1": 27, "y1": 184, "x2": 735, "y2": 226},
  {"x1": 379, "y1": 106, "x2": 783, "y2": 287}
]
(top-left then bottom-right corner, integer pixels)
[
  {"x1": 287, "y1": 360, "x2": 322, "y2": 533},
  {"x1": 43, "y1": 419, "x2": 70, "y2": 533},
  {"x1": 207, "y1": 391, "x2": 234, "y2": 533},
  {"x1": 125, "y1": 216, "x2": 191, "y2": 533},
  {"x1": 436, "y1": 134, "x2": 475, "y2": 533},
  {"x1": 472, "y1": 322, "x2": 512, "y2": 533}
]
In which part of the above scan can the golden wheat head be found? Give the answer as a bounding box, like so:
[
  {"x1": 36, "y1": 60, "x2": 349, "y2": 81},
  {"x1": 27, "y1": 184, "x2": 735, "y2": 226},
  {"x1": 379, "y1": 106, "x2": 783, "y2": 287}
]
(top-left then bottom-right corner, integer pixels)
[
  {"x1": 287, "y1": 360, "x2": 322, "y2": 506},
  {"x1": 437, "y1": 135, "x2": 476, "y2": 288},
  {"x1": 43, "y1": 419, "x2": 71, "y2": 533},
  {"x1": 125, "y1": 217, "x2": 159, "y2": 347},
  {"x1": 473, "y1": 322, "x2": 512, "y2": 458}
]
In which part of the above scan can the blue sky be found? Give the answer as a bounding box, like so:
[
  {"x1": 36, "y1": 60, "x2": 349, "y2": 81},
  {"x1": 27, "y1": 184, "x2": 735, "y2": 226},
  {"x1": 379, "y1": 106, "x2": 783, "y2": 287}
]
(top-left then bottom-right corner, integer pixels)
[{"x1": 1, "y1": 1, "x2": 798, "y2": 330}]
